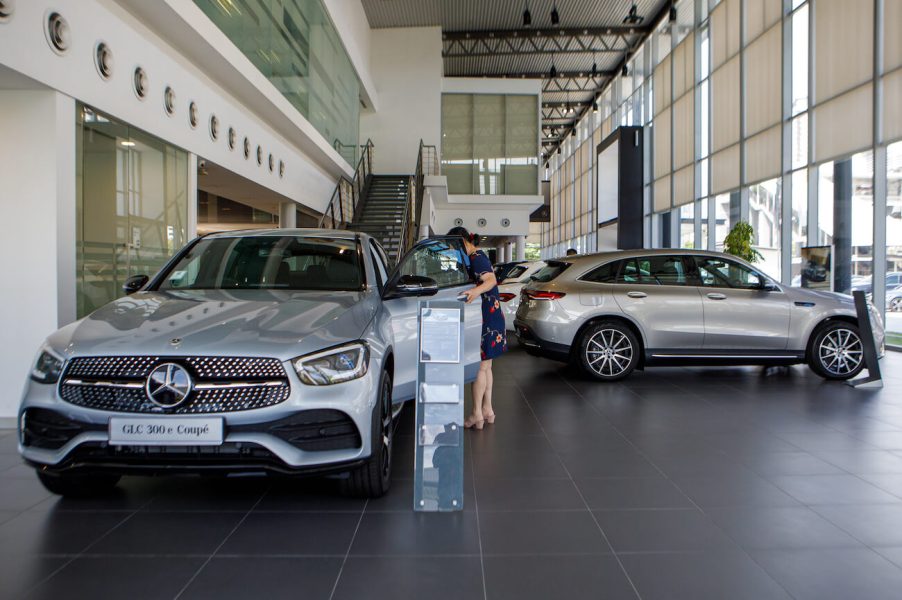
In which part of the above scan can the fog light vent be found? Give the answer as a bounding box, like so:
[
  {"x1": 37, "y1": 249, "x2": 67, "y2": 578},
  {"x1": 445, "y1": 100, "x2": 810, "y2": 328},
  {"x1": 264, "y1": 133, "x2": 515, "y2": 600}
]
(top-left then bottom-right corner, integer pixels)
[
  {"x1": 45, "y1": 11, "x2": 70, "y2": 54},
  {"x1": 94, "y1": 42, "x2": 113, "y2": 79}
]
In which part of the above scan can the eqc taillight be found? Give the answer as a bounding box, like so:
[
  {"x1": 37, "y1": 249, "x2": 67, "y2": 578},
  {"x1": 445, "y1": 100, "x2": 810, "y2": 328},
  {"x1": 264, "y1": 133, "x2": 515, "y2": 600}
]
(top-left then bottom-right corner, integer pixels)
[
  {"x1": 523, "y1": 289, "x2": 566, "y2": 301},
  {"x1": 498, "y1": 293, "x2": 516, "y2": 302}
]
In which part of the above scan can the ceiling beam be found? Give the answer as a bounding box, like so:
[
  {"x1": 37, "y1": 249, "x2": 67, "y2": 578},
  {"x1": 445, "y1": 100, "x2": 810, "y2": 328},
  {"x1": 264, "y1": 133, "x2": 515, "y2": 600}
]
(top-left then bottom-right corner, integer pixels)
[{"x1": 442, "y1": 26, "x2": 649, "y2": 41}]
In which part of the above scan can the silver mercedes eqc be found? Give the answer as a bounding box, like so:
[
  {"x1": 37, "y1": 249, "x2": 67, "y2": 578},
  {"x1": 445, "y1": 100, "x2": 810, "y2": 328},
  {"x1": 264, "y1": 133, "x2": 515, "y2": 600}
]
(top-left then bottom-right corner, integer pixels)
[
  {"x1": 19, "y1": 230, "x2": 481, "y2": 498},
  {"x1": 514, "y1": 249, "x2": 885, "y2": 382}
]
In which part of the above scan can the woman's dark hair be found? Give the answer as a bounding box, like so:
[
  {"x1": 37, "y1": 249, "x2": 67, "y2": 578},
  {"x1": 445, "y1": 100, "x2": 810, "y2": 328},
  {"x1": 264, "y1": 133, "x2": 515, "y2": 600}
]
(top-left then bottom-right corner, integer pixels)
[{"x1": 447, "y1": 226, "x2": 478, "y2": 246}]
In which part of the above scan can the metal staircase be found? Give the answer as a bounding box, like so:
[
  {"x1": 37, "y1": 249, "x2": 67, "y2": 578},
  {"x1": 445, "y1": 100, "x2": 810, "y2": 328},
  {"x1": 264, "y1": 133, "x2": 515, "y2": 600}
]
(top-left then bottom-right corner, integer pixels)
[{"x1": 350, "y1": 175, "x2": 410, "y2": 261}]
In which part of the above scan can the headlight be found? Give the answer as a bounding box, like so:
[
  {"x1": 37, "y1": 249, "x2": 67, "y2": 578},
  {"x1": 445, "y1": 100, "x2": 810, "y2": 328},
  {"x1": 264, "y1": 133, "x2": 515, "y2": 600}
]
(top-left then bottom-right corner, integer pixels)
[
  {"x1": 31, "y1": 347, "x2": 64, "y2": 384},
  {"x1": 292, "y1": 342, "x2": 369, "y2": 386}
]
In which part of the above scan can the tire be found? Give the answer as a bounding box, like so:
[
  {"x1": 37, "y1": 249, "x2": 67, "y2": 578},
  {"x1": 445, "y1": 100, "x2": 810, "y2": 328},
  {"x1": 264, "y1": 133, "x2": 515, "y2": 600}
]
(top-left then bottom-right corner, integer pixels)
[
  {"x1": 891, "y1": 297, "x2": 902, "y2": 312},
  {"x1": 341, "y1": 369, "x2": 393, "y2": 498},
  {"x1": 808, "y1": 321, "x2": 866, "y2": 380},
  {"x1": 36, "y1": 471, "x2": 120, "y2": 497},
  {"x1": 577, "y1": 321, "x2": 640, "y2": 382}
]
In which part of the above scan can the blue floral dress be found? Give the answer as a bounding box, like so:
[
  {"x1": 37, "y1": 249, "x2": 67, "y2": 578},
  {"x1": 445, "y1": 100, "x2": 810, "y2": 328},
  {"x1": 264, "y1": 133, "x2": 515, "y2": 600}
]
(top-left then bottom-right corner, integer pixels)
[{"x1": 468, "y1": 250, "x2": 507, "y2": 360}]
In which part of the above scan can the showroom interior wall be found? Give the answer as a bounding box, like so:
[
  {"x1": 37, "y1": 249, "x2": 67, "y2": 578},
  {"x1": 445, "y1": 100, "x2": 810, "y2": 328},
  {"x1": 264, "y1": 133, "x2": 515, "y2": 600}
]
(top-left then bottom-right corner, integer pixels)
[
  {"x1": 542, "y1": 0, "x2": 902, "y2": 319},
  {"x1": 0, "y1": 90, "x2": 75, "y2": 424},
  {"x1": 359, "y1": 27, "x2": 444, "y2": 175}
]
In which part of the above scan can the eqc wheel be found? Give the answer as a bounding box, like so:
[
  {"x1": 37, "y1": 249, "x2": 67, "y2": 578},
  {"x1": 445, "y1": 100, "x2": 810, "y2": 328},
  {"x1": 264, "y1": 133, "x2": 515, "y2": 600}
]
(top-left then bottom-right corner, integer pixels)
[
  {"x1": 577, "y1": 321, "x2": 639, "y2": 382},
  {"x1": 808, "y1": 321, "x2": 865, "y2": 380}
]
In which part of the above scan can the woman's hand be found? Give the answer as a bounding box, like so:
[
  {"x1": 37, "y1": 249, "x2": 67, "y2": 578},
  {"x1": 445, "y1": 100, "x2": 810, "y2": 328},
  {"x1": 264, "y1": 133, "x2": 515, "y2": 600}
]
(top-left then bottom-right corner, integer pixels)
[{"x1": 463, "y1": 288, "x2": 481, "y2": 304}]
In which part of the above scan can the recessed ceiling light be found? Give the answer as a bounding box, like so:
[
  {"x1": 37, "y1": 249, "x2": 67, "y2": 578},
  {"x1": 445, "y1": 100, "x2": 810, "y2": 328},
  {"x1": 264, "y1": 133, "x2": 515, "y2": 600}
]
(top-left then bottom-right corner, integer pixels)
[{"x1": 120, "y1": 141, "x2": 136, "y2": 147}]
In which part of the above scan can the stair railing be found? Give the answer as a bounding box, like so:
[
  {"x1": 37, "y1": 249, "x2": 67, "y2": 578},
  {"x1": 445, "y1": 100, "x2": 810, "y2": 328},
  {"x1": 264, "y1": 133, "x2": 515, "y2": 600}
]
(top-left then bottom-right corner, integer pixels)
[
  {"x1": 412, "y1": 140, "x2": 439, "y2": 241},
  {"x1": 318, "y1": 139, "x2": 374, "y2": 229}
]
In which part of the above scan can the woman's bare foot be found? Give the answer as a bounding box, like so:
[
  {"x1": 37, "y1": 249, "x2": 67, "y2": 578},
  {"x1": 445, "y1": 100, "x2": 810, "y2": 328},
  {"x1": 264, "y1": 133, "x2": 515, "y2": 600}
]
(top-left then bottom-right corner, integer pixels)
[{"x1": 464, "y1": 414, "x2": 485, "y2": 430}]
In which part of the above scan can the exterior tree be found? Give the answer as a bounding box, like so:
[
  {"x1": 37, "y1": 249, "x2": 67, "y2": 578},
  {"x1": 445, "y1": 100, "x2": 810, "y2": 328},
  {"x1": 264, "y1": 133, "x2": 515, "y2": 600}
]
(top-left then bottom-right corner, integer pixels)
[{"x1": 723, "y1": 221, "x2": 763, "y2": 263}]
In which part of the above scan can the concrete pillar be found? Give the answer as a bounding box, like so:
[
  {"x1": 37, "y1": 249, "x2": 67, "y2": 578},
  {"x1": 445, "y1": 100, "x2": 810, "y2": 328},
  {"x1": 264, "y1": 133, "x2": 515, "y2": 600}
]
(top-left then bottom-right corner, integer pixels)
[
  {"x1": 516, "y1": 235, "x2": 527, "y2": 261},
  {"x1": 0, "y1": 90, "x2": 75, "y2": 422},
  {"x1": 279, "y1": 202, "x2": 297, "y2": 229},
  {"x1": 496, "y1": 244, "x2": 506, "y2": 263},
  {"x1": 833, "y1": 159, "x2": 853, "y2": 294}
]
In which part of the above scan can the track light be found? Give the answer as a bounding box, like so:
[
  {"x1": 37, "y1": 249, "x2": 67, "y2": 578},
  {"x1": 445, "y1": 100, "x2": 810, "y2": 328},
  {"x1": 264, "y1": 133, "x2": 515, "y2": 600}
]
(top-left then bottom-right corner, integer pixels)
[
  {"x1": 623, "y1": 4, "x2": 644, "y2": 25},
  {"x1": 591, "y1": 50, "x2": 597, "y2": 77},
  {"x1": 550, "y1": 3, "x2": 560, "y2": 25},
  {"x1": 549, "y1": 63, "x2": 557, "y2": 78},
  {"x1": 622, "y1": 64, "x2": 629, "y2": 77},
  {"x1": 593, "y1": 100, "x2": 599, "y2": 114},
  {"x1": 669, "y1": 3, "x2": 677, "y2": 22},
  {"x1": 523, "y1": 1, "x2": 531, "y2": 27}
]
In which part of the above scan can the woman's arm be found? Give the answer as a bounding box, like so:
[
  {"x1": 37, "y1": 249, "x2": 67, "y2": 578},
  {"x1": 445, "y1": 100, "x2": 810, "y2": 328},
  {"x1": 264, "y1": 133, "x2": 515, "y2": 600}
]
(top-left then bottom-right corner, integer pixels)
[{"x1": 463, "y1": 271, "x2": 498, "y2": 303}]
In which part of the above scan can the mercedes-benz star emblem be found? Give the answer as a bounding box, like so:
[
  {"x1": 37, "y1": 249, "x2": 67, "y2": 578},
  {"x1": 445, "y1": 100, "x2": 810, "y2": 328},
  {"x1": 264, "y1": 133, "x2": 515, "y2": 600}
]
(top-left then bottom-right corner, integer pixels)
[{"x1": 146, "y1": 363, "x2": 193, "y2": 408}]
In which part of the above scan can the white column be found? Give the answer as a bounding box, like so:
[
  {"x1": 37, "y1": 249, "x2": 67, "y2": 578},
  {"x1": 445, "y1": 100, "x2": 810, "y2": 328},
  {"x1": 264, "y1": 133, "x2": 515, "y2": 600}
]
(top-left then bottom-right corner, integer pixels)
[
  {"x1": 515, "y1": 236, "x2": 527, "y2": 261},
  {"x1": 187, "y1": 153, "x2": 198, "y2": 239},
  {"x1": 279, "y1": 202, "x2": 297, "y2": 228},
  {"x1": 0, "y1": 90, "x2": 75, "y2": 421}
]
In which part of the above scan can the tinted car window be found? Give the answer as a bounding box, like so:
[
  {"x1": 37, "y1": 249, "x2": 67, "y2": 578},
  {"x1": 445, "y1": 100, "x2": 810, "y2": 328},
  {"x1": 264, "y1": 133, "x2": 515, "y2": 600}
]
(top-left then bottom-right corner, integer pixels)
[
  {"x1": 159, "y1": 236, "x2": 362, "y2": 291},
  {"x1": 582, "y1": 261, "x2": 620, "y2": 283},
  {"x1": 617, "y1": 256, "x2": 692, "y2": 285},
  {"x1": 396, "y1": 239, "x2": 470, "y2": 288},
  {"x1": 695, "y1": 256, "x2": 764, "y2": 289},
  {"x1": 504, "y1": 265, "x2": 528, "y2": 281},
  {"x1": 531, "y1": 261, "x2": 571, "y2": 283}
]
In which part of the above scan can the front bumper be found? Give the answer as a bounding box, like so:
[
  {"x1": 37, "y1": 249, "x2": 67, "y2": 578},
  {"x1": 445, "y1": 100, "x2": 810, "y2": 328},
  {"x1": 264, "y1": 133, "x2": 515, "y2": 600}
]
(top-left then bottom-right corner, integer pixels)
[{"x1": 18, "y1": 367, "x2": 380, "y2": 476}]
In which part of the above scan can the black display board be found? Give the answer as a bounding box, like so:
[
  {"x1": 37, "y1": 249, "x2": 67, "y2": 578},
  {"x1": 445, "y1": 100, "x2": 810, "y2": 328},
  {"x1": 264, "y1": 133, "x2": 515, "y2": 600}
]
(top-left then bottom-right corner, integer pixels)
[
  {"x1": 847, "y1": 291, "x2": 883, "y2": 388},
  {"x1": 596, "y1": 125, "x2": 644, "y2": 249}
]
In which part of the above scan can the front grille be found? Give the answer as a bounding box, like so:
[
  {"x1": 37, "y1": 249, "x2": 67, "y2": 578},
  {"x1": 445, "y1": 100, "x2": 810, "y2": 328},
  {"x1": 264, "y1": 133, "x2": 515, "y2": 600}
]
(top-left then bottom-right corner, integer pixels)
[{"x1": 59, "y1": 356, "x2": 290, "y2": 414}]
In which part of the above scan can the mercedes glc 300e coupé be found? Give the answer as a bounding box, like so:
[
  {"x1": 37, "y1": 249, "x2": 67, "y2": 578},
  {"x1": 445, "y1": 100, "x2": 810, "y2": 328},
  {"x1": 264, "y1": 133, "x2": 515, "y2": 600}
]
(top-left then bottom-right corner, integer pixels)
[
  {"x1": 514, "y1": 250, "x2": 884, "y2": 382},
  {"x1": 19, "y1": 230, "x2": 481, "y2": 498}
]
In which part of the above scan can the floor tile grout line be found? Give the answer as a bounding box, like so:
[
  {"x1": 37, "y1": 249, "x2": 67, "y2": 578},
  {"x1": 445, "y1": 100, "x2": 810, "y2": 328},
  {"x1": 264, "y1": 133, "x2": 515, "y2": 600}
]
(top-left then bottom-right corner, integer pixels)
[
  {"x1": 327, "y1": 498, "x2": 369, "y2": 600},
  {"x1": 465, "y1": 431, "x2": 489, "y2": 600},
  {"x1": 509, "y1": 375, "x2": 644, "y2": 600},
  {"x1": 554, "y1": 369, "x2": 803, "y2": 600},
  {"x1": 172, "y1": 486, "x2": 270, "y2": 600}
]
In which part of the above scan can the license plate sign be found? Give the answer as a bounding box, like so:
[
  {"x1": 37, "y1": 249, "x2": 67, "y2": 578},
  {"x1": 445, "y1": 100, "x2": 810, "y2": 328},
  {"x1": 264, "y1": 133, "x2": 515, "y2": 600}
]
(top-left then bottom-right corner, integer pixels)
[{"x1": 108, "y1": 417, "x2": 224, "y2": 446}]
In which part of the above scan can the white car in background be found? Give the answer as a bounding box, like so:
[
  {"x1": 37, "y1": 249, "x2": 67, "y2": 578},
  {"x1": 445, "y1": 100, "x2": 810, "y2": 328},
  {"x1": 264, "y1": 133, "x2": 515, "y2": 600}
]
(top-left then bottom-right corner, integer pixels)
[
  {"x1": 888, "y1": 284, "x2": 902, "y2": 311},
  {"x1": 497, "y1": 260, "x2": 546, "y2": 331}
]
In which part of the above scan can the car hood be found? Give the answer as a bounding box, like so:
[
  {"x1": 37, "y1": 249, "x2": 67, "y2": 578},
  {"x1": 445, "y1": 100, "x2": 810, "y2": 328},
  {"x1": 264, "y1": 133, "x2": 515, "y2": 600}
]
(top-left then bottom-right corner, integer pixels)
[
  {"x1": 787, "y1": 286, "x2": 855, "y2": 307},
  {"x1": 47, "y1": 289, "x2": 377, "y2": 361}
]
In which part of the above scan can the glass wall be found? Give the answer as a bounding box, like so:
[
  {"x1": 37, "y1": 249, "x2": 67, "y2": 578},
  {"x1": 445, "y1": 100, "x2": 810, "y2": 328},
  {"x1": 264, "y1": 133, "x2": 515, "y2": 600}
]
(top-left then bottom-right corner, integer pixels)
[
  {"x1": 542, "y1": 0, "x2": 902, "y2": 340},
  {"x1": 441, "y1": 93, "x2": 539, "y2": 196},
  {"x1": 195, "y1": 0, "x2": 360, "y2": 166},
  {"x1": 887, "y1": 141, "x2": 902, "y2": 345},
  {"x1": 76, "y1": 105, "x2": 189, "y2": 317}
]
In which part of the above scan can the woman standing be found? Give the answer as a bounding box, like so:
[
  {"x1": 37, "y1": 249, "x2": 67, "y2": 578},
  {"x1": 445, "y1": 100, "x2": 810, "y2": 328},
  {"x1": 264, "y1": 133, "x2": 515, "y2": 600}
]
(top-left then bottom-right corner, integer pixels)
[{"x1": 447, "y1": 227, "x2": 507, "y2": 429}]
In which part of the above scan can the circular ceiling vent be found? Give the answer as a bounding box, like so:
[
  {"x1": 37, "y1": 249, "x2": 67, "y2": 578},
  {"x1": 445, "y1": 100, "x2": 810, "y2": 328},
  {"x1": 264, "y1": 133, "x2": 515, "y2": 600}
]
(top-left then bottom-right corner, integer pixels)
[
  {"x1": 501, "y1": 217, "x2": 511, "y2": 228},
  {"x1": 256, "y1": 145, "x2": 263, "y2": 165},
  {"x1": 477, "y1": 218, "x2": 487, "y2": 228},
  {"x1": 188, "y1": 101, "x2": 198, "y2": 128},
  {"x1": 163, "y1": 87, "x2": 176, "y2": 115},
  {"x1": 279, "y1": 160, "x2": 285, "y2": 178},
  {"x1": 94, "y1": 42, "x2": 113, "y2": 79},
  {"x1": 133, "y1": 67, "x2": 148, "y2": 100},
  {"x1": 209, "y1": 115, "x2": 219, "y2": 140},
  {"x1": 228, "y1": 127, "x2": 236, "y2": 150},
  {"x1": 453, "y1": 218, "x2": 464, "y2": 227},
  {"x1": 0, "y1": 0, "x2": 15, "y2": 23},
  {"x1": 268, "y1": 153, "x2": 274, "y2": 172},
  {"x1": 243, "y1": 137, "x2": 250, "y2": 159},
  {"x1": 45, "y1": 11, "x2": 70, "y2": 54}
]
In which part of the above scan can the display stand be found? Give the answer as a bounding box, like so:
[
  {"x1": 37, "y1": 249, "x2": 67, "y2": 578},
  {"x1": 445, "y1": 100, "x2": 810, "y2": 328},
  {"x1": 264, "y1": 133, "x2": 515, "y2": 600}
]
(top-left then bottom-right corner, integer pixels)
[
  {"x1": 847, "y1": 290, "x2": 883, "y2": 389},
  {"x1": 413, "y1": 301, "x2": 465, "y2": 511}
]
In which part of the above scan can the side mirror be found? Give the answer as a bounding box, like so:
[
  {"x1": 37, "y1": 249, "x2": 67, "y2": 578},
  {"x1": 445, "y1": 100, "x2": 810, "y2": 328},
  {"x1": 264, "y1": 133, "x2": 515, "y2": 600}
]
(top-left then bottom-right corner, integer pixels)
[
  {"x1": 390, "y1": 274, "x2": 439, "y2": 298},
  {"x1": 759, "y1": 280, "x2": 778, "y2": 292},
  {"x1": 123, "y1": 274, "x2": 149, "y2": 295}
]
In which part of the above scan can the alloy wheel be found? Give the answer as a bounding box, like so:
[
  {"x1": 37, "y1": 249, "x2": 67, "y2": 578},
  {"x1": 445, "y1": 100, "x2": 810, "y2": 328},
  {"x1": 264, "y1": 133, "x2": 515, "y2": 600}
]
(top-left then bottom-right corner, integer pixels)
[
  {"x1": 585, "y1": 329, "x2": 634, "y2": 377},
  {"x1": 380, "y1": 378, "x2": 393, "y2": 481},
  {"x1": 818, "y1": 328, "x2": 863, "y2": 376},
  {"x1": 891, "y1": 297, "x2": 902, "y2": 312}
]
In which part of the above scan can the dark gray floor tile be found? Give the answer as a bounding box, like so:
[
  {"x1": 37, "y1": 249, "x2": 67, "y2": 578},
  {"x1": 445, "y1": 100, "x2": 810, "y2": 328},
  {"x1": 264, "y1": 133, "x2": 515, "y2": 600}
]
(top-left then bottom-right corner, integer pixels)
[
  {"x1": 0, "y1": 553, "x2": 66, "y2": 598},
  {"x1": 0, "y1": 510, "x2": 17, "y2": 526},
  {"x1": 558, "y1": 449, "x2": 660, "y2": 478},
  {"x1": 254, "y1": 479, "x2": 367, "y2": 512},
  {"x1": 366, "y1": 477, "x2": 476, "y2": 512},
  {"x1": 32, "y1": 476, "x2": 161, "y2": 512},
  {"x1": 143, "y1": 477, "x2": 268, "y2": 511},
  {"x1": 813, "y1": 504, "x2": 902, "y2": 546},
  {"x1": 473, "y1": 447, "x2": 567, "y2": 479},
  {"x1": 776, "y1": 432, "x2": 878, "y2": 453},
  {"x1": 853, "y1": 431, "x2": 902, "y2": 450},
  {"x1": 475, "y1": 477, "x2": 585, "y2": 511},
  {"x1": 0, "y1": 435, "x2": 18, "y2": 454},
  {"x1": 180, "y1": 557, "x2": 342, "y2": 600},
  {"x1": 333, "y1": 556, "x2": 483, "y2": 600},
  {"x1": 544, "y1": 431, "x2": 636, "y2": 454},
  {"x1": 479, "y1": 510, "x2": 609, "y2": 555},
  {"x1": 29, "y1": 556, "x2": 204, "y2": 600},
  {"x1": 814, "y1": 450, "x2": 902, "y2": 475},
  {"x1": 619, "y1": 550, "x2": 792, "y2": 600},
  {"x1": 484, "y1": 555, "x2": 637, "y2": 600},
  {"x1": 0, "y1": 476, "x2": 51, "y2": 511},
  {"x1": 575, "y1": 476, "x2": 693, "y2": 510},
  {"x1": 0, "y1": 509, "x2": 130, "y2": 555},
  {"x1": 706, "y1": 506, "x2": 864, "y2": 550},
  {"x1": 592, "y1": 509, "x2": 737, "y2": 553},
  {"x1": 876, "y1": 547, "x2": 902, "y2": 569},
  {"x1": 769, "y1": 474, "x2": 902, "y2": 505},
  {"x1": 87, "y1": 511, "x2": 243, "y2": 555},
  {"x1": 752, "y1": 548, "x2": 902, "y2": 600},
  {"x1": 467, "y1": 432, "x2": 554, "y2": 456},
  {"x1": 220, "y1": 512, "x2": 361, "y2": 556},
  {"x1": 350, "y1": 511, "x2": 480, "y2": 556},
  {"x1": 671, "y1": 471, "x2": 801, "y2": 508},
  {"x1": 740, "y1": 452, "x2": 845, "y2": 476},
  {"x1": 856, "y1": 472, "x2": 902, "y2": 498}
]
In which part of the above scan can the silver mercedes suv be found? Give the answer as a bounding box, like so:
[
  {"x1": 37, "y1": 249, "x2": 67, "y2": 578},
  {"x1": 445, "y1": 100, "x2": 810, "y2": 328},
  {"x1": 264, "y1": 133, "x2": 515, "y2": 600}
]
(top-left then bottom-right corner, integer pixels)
[
  {"x1": 514, "y1": 249, "x2": 885, "y2": 381},
  {"x1": 19, "y1": 230, "x2": 481, "y2": 498}
]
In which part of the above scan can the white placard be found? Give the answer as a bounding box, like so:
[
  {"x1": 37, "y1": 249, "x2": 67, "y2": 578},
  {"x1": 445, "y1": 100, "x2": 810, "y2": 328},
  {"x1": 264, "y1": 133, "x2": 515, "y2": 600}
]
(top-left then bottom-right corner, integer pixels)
[
  {"x1": 419, "y1": 308, "x2": 461, "y2": 363},
  {"x1": 109, "y1": 417, "x2": 224, "y2": 446},
  {"x1": 420, "y1": 382, "x2": 460, "y2": 404}
]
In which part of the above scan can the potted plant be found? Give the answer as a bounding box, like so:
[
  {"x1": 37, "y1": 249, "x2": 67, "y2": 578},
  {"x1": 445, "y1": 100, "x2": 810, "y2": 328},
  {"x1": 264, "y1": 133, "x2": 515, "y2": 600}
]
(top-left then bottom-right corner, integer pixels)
[{"x1": 723, "y1": 221, "x2": 763, "y2": 263}]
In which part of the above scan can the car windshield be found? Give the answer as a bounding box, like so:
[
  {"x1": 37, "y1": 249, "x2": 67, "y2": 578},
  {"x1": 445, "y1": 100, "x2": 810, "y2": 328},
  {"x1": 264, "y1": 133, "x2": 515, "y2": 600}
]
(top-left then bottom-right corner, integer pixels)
[
  {"x1": 531, "y1": 261, "x2": 570, "y2": 283},
  {"x1": 157, "y1": 236, "x2": 362, "y2": 291}
]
